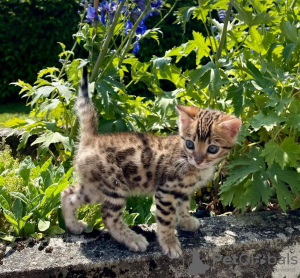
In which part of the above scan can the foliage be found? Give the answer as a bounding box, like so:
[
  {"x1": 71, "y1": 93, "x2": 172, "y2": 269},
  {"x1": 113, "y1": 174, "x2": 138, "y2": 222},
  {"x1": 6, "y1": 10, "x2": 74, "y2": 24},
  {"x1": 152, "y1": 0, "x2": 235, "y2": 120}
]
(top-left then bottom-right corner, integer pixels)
[
  {"x1": 0, "y1": 143, "x2": 72, "y2": 241},
  {"x1": 0, "y1": 0, "x2": 196, "y2": 102},
  {"x1": 2, "y1": 0, "x2": 300, "y2": 242},
  {"x1": 0, "y1": 0, "x2": 81, "y2": 102}
]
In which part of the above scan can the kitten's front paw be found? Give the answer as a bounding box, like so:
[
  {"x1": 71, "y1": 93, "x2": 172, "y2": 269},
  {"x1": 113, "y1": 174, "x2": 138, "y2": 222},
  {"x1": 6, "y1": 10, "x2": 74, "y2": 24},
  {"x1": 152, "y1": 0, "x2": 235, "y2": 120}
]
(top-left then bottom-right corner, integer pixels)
[
  {"x1": 67, "y1": 220, "x2": 88, "y2": 234},
  {"x1": 160, "y1": 237, "x2": 182, "y2": 258},
  {"x1": 179, "y1": 216, "x2": 200, "y2": 232},
  {"x1": 125, "y1": 233, "x2": 149, "y2": 252}
]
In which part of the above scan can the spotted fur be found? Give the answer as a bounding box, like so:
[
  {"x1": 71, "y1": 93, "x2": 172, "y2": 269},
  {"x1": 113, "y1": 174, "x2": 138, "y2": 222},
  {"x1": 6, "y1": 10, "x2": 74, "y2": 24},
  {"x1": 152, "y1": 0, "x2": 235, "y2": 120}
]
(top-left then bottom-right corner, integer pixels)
[{"x1": 61, "y1": 66, "x2": 241, "y2": 258}]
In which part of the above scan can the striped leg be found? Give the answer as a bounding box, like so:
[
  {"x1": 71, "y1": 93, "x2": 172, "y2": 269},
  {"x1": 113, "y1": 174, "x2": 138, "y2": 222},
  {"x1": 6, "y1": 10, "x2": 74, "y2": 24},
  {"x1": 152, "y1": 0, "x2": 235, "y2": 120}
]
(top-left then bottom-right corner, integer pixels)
[
  {"x1": 61, "y1": 184, "x2": 97, "y2": 234},
  {"x1": 177, "y1": 195, "x2": 200, "y2": 231},
  {"x1": 155, "y1": 188, "x2": 182, "y2": 258},
  {"x1": 101, "y1": 198, "x2": 149, "y2": 252}
]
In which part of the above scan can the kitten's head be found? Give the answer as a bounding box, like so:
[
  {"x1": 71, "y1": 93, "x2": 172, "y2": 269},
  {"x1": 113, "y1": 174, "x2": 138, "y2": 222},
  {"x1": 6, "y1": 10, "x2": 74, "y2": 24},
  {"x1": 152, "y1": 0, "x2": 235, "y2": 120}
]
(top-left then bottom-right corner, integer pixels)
[{"x1": 176, "y1": 105, "x2": 241, "y2": 169}]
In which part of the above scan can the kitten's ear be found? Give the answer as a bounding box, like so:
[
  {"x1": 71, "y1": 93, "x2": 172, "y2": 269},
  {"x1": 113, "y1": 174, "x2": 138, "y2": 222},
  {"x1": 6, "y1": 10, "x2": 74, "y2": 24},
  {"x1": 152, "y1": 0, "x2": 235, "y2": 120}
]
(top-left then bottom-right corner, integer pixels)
[
  {"x1": 176, "y1": 105, "x2": 198, "y2": 126},
  {"x1": 218, "y1": 116, "x2": 242, "y2": 139}
]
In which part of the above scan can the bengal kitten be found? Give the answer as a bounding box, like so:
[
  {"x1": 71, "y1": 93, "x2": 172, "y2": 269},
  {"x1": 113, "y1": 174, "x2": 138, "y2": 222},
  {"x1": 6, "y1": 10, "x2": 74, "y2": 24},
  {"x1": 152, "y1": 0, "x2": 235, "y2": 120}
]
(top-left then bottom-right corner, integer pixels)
[{"x1": 61, "y1": 66, "x2": 241, "y2": 258}]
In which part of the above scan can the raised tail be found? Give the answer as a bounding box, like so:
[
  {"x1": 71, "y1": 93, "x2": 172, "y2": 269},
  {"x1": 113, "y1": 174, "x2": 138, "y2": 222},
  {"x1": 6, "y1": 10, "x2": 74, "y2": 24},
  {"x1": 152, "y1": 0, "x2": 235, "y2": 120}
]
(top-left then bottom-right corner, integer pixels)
[{"x1": 77, "y1": 66, "x2": 98, "y2": 142}]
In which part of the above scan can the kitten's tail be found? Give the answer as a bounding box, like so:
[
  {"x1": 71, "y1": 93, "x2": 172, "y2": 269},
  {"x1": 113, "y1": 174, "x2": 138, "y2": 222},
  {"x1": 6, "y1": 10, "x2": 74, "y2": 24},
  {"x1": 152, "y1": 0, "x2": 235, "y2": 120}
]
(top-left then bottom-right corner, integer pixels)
[{"x1": 77, "y1": 66, "x2": 98, "y2": 142}]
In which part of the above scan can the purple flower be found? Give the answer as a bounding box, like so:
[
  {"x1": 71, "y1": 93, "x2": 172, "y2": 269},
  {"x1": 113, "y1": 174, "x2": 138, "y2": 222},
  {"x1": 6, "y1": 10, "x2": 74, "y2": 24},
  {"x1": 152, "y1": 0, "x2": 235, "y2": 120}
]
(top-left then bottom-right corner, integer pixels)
[
  {"x1": 218, "y1": 9, "x2": 234, "y2": 22},
  {"x1": 109, "y1": 1, "x2": 118, "y2": 23},
  {"x1": 131, "y1": 6, "x2": 142, "y2": 21},
  {"x1": 151, "y1": 0, "x2": 163, "y2": 9},
  {"x1": 134, "y1": 0, "x2": 145, "y2": 11},
  {"x1": 136, "y1": 19, "x2": 147, "y2": 34},
  {"x1": 218, "y1": 9, "x2": 226, "y2": 22},
  {"x1": 132, "y1": 39, "x2": 140, "y2": 55},
  {"x1": 99, "y1": 1, "x2": 109, "y2": 25},
  {"x1": 86, "y1": 5, "x2": 100, "y2": 23},
  {"x1": 125, "y1": 20, "x2": 133, "y2": 35}
]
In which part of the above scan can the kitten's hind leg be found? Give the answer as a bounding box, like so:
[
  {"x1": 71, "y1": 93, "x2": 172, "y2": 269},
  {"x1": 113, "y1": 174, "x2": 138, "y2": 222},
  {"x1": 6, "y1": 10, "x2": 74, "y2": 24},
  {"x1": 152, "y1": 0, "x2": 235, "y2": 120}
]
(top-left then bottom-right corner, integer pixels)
[
  {"x1": 61, "y1": 184, "x2": 95, "y2": 234},
  {"x1": 101, "y1": 197, "x2": 149, "y2": 252}
]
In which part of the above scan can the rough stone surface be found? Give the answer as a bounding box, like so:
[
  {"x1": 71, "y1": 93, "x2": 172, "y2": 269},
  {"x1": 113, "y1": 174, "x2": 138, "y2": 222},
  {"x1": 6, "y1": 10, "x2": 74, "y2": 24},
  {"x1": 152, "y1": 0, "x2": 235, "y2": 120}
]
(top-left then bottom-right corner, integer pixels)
[{"x1": 1, "y1": 211, "x2": 300, "y2": 278}]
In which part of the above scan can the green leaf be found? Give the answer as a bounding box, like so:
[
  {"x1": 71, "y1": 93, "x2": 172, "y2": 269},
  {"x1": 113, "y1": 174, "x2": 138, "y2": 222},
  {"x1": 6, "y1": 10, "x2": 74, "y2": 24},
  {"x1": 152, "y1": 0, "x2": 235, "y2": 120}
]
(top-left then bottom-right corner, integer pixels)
[
  {"x1": 268, "y1": 163, "x2": 300, "y2": 211},
  {"x1": 31, "y1": 86, "x2": 55, "y2": 105},
  {"x1": 38, "y1": 219, "x2": 50, "y2": 232},
  {"x1": 246, "y1": 61, "x2": 275, "y2": 88},
  {"x1": 0, "y1": 186, "x2": 11, "y2": 210},
  {"x1": 220, "y1": 148, "x2": 265, "y2": 192},
  {"x1": 95, "y1": 80, "x2": 115, "y2": 114},
  {"x1": 54, "y1": 82, "x2": 73, "y2": 104},
  {"x1": 280, "y1": 21, "x2": 298, "y2": 43},
  {"x1": 3, "y1": 209, "x2": 18, "y2": 227},
  {"x1": 231, "y1": 0, "x2": 253, "y2": 26},
  {"x1": 18, "y1": 156, "x2": 35, "y2": 184},
  {"x1": 0, "y1": 234, "x2": 15, "y2": 242},
  {"x1": 24, "y1": 222, "x2": 35, "y2": 236},
  {"x1": 10, "y1": 192, "x2": 29, "y2": 205},
  {"x1": 123, "y1": 212, "x2": 139, "y2": 226},
  {"x1": 261, "y1": 138, "x2": 300, "y2": 169},
  {"x1": 250, "y1": 111, "x2": 282, "y2": 132},
  {"x1": 208, "y1": 68, "x2": 222, "y2": 97},
  {"x1": 39, "y1": 99, "x2": 61, "y2": 113},
  {"x1": 282, "y1": 43, "x2": 297, "y2": 62},
  {"x1": 252, "y1": 11, "x2": 272, "y2": 26},
  {"x1": 98, "y1": 119, "x2": 128, "y2": 133},
  {"x1": 47, "y1": 226, "x2": 65, "y2": 235},
  {"x1": 243, "y1": 172, "x2": 272, "y2": 208},
  {"x1": 13, "y1": 199, "x2": 23, "y2": 222},
  {"x1": 19, "y1": 213, "x2": 33, "y2": 230},
  {"x1": 31, "y1": 131, "x2": 73, "y2": 153},
  {"x1": 187, "y1": 62, "x2": 215, "y2": 90},
  {"x1": 0, "y1": 118, "x2": 28, "y2": 128},
  {"x1": 191, "y1": 31, "x2": 210, "y2": 65},
  {"x1": 226, "y1": 85, "x2": 244, "y2": 116},
  {"x1": 174, "y1": 6, "x2": 196, "y2": 32}
]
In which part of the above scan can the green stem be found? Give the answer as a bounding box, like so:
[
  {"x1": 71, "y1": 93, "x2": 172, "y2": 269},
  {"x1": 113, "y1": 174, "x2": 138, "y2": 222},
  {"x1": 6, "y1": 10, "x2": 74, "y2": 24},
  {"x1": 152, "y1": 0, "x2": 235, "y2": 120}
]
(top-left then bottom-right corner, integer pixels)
[
  {"x1": 57, "y1": 41, "x2": 78, "y2": 80},
  {"x1": 208, "y1": 11, "x2": 218, "y2": 55},
  {"x1": 153, "y1": 0, "x2": 178, "y2": 29},
  {"x1": 216, "y1": 3, "x2": 232, "y2": 61},
  {"x1": 289, "y1": 0, "x2": 297, "y2": 10},
  {"x1": 118, "y1": 1, "x2": 152, "y2": 66},
  {"x1": 99, "y1": 1, "x2": 152, "y2": 79},
  {"x1": 57, "y1": 10, "x2": 86, "y2": 80},
  {"x1": 70, "y1": 118, "x2": 79, "y2": 138},
  {"x1": 198, "y1": 6, "x2": 215, "y2": 63},
  {"x1": 90, "y1": 1, "x2": 126, "y2": 82}
]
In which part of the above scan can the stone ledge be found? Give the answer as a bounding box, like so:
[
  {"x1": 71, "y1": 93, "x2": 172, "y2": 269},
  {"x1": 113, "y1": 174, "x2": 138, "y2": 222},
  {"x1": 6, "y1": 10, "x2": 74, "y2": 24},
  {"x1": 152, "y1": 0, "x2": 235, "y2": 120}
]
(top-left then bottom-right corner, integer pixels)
[{"x1": 1, "y1": 211, "x2": 300, "y2": 278}]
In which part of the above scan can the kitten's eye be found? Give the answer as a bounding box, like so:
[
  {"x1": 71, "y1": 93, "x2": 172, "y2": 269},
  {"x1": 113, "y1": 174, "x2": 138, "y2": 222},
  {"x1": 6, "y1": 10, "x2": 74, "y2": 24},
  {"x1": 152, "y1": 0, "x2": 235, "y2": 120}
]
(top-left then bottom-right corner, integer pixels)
[
  {"x1": 207, "y1": 145, "x2": 219, "y2": 154},
  {"x1": 186, "y1": 140, "x2": 195, "y2": 150}
]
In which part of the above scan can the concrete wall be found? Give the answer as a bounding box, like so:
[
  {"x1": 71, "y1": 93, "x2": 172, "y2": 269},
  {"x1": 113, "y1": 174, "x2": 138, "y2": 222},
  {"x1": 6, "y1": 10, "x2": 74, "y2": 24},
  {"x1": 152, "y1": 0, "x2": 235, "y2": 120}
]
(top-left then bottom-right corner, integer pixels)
[{"x1": 1, "y1": 211, "x2": 300, "y2": 277}]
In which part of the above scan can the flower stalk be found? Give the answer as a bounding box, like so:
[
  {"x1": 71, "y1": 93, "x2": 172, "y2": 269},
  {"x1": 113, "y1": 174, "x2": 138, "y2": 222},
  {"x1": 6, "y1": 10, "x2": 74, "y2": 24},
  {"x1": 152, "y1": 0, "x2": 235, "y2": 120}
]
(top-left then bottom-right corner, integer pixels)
[
  {"x1": 216, "y1": 2, "x2": 232, "y2": 61},
  {"x1": 90, "y1": 0, "x2": 126, "y2": 82},
  {"x1": 118, "y1": 0, "x2": 152, "y2": 66}
]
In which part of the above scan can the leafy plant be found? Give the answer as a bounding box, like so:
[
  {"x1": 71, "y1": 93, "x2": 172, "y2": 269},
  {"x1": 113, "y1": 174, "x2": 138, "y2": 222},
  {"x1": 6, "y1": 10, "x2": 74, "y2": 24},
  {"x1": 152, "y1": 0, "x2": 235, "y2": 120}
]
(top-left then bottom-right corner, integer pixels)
[
  {"x1": 159, "y1": 0, "x2": 300, "y2": 212},
  {"x1": 0, "y1": 144, "x2": 72, "y2": 241},
  {"x1": 2, "y1": 0, "x2": 300, "y2": 242}
]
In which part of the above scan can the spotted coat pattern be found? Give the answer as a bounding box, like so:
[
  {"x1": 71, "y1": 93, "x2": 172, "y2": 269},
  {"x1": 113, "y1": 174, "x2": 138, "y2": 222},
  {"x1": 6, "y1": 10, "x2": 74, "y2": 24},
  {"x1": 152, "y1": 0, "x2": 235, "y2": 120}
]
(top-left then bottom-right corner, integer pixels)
[{"x1": 61, "y1": 66, "x2": 241, "y2": 258}]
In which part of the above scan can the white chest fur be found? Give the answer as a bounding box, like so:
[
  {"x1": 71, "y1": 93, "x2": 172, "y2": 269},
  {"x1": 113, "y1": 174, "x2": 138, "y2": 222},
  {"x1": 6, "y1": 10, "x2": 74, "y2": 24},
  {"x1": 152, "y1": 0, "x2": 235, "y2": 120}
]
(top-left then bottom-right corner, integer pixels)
[{"x1": 182, "y1": 166, "x2": 215, "y2": 194}]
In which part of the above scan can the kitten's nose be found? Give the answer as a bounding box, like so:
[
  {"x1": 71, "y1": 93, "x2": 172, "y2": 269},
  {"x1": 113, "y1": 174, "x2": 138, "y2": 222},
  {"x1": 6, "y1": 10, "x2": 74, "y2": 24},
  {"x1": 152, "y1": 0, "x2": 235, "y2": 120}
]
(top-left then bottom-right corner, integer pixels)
[{"x1": 194, "y1": 155, "x2": 203, "y2": 165}]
